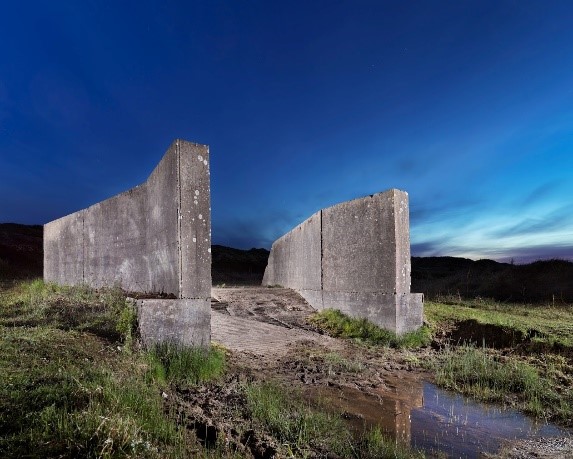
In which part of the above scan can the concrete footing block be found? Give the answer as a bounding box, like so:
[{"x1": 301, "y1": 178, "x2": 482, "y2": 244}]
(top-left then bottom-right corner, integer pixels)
[
  {"x1": 298, "y1": 290, "x2": 424, "y2": 335},
  {"x1": 135, "y1": 299, "x2": 211, "y2": 348}
]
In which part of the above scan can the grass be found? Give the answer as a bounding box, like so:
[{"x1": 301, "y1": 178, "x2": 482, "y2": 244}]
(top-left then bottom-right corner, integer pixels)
[
  {"x1": 6, "y1": 277, "x2": 572, "y2": 455},
  {"x1": 430, "y1": 344, "x2": 573, "y2": 423},
  {"x1": 245, "y1": 380, "x2": 350, "y2": 455},
  {"x1": 147, "y1": 342, "x2": 226, "y2": 385},
  {"x1": 323, "y1": 351, "x2": 365, "y2": 373},
  {"x1": 0, "y1": 322, "x2": 185, "y2": 458},
  {"x1": 425, "y1": 298, "x2": 573, "y2": 348},
  {"x1": 304, "y1": 297, "x2": 573, "y2": 428},
  {"x1": 309, "y1": 308, "x2": 432, "y2": 348},
  {"x1": 0, "y1": 279, "x2": 227, "y2": 458},
  {"x1": 0, "y1": 279, "x2": 425, "y2": 458},
  {"x1": 425, "y1": 297, "x2": 573, "y2": 426}
]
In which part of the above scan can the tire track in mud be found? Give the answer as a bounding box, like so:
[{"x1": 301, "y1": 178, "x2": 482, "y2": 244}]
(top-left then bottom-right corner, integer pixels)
[{"x1": 210, "y1": 287, "x2": 343, "y2": 356}]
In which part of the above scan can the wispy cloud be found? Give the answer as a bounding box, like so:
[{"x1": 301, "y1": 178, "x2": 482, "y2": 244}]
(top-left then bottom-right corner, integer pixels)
[
  {"x1": 497, "y1": 244, "x2": 573, "y2": 263},
  {"x1": 515, "y1": 180, "x2": 564, "y2": 209},
  {"x1": 411, "y1": 240, "x2": 446, "y2": 257},
  {"x1": 487, "y1": 203, "x2": 573, "y2": 239}
]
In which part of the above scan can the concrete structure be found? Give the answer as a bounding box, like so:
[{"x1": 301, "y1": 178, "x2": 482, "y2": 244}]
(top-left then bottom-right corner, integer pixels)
[
  {"x1": 263, "y1": 189, "x2": 423, "y2": 334},
  {"x1": 44, "y1": 139, "x2": 211, "y2": 347}
]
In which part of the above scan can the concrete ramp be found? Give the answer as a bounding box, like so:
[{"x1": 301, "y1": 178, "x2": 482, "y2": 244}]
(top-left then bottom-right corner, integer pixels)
[
  {"x1": 263, "y1": 189, "x2": 423, "y2": 334},
  {"x1": 44, "y1": 139, "x2": 211, "y2": 346}
]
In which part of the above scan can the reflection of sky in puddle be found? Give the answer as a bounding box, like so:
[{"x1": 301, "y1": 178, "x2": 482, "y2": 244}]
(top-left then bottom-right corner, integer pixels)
[
  {"x1": 411, "y1": 382, "x2": 570, "y2": 458},
  {"x1": 312, "y1": 380, "x2": 570, "y2": 459}
]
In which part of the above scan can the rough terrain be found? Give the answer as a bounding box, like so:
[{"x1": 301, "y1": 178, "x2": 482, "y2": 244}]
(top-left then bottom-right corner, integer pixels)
[
  {"x1": 166, "y1": 287, "x2": 432, "y2": 457},
  {"x1": 165, "y1": 286, "x2": 573, "y2": 459}
]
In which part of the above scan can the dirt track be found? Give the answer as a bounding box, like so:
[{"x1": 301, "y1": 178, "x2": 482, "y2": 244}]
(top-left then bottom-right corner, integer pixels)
[{"x1": 211, "y1": 287, "x2": 344, "y2": 356}]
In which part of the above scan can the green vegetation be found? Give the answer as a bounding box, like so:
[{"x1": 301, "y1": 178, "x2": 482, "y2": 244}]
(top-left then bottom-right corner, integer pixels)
[
  {"x1": 425, "y1": 298, "x2": 573, "y2": 426},
  {"x1": 361, "y1": 426, "x2": 424, "y2": 459},
  {"x1": 309, "y1": 308, "x2": 432, "y2": 348},
  {"x1": 432, "y1": 345, "x2": 569, "y2": 418},
  {"x1": 245, "y1": 380, "x2": 349, "y2": 455},
  {"x1": 4, "y1": 275, "x2": 572, "y2": 456},
  {"x1": 1, "y1": 279, "x2": 426, "y2": 458},
  {"x1": 323, "y1": 351, "x2": 365, "y2": 373},
  {"x1": 0, "y1": 279, "x2": 127, "y2": 341},
  {"x1": 244, "y1": 380, "x2": 423, "y2": 459},
  {"x1": 425, "y1": 298, "x2": 573, "y2": 348},
  {"x1": 0, "y1": 280, "x2": 225, "y2": 458},
  {"x1": 147, "y1": 342, "x2": 226, "y2": 385}
]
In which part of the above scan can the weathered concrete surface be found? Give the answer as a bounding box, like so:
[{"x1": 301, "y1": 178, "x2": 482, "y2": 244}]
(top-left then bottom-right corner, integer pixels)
[
  {"x1": 322, "y1": 191, "x2": 410, "y2": 294},
  {"x1": 43, "y1": 211, "x2": 86, "y2": 285},
  {"x1": 262, "y1": 189, "x2": 423, "y2": 334},
  {"x1": 44, "y1": 139, "x2": 211, "y2": 346},
  {"x1": 136, "y1": 298, "x2": 211, "y2": 347},
  {"x1": 262, "y1": 211, "x2": 321, "y2": 291},
  {"x1": 210, "y1": 287, "x2": 344, "y2": 356},
  {"x1": 44, "y1": 139, "x2": 211, "y2": 298}
]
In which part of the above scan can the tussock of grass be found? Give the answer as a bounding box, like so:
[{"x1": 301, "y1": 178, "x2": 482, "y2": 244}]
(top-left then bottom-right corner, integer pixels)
[
  {"x1": 309, "y1": 309, "x2": 431, "y2": 348},
  {"x1": 147, "y1": 343, "x2": 226, "y2": 385},
  {"x1": 362, "y1": 426, "x2": 425, "y2": 459},
  {"x1": 324, "y1": 351, "x2": 365, "y2": 373}
]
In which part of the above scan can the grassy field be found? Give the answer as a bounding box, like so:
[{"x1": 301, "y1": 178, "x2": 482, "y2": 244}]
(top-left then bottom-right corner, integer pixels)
[
  {"x1": 425, "y1": 297, "x2": 573, "y2": 348},
  {"x1": 424, "y1": 298, "x2": 573, "y2": 427}
]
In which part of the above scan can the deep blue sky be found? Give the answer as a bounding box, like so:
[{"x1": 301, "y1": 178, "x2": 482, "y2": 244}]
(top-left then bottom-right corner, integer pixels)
[{"x1": 1, "y1": 1, "x2": 572, "y2": 262}]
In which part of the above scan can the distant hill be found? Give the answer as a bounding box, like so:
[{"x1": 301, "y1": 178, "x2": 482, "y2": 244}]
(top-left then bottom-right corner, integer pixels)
[
  {"x1": 1, "y1": 224, "x2": 571, "y2": 302},
  {"x1": 211, "y1": 244, "x2": 269, "y2": 285},
  {"x1": 412, "y1": 256, "x2": 573, "y2": 303},
  {"x1": 0, "y1": 223, "x2": 43, "y2": 279}
]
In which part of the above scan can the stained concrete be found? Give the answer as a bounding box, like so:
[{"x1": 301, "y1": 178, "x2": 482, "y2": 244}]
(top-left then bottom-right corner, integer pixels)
[
  {"x1": 135, "y1": 298, "x2": 211, "y2": 347},
  {"x1": 44, "y1": 139, "x2": 211, "y2": 346},
  {"x1": 262, "y1": 189, "x2": 423, "y2": 334}
]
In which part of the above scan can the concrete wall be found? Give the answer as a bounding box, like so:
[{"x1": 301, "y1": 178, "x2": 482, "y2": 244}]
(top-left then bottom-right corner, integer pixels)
[
  {"x1": 44, "y1": 139, "x2": 211, "y2": 346},
  {"x1": 262, "y1": 189, "x2": 423, "y2": 334}
]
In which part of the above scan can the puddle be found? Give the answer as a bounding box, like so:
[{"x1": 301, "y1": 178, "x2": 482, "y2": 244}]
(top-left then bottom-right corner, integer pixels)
[
  {"x1": 312, "y1": 378, "x2": 570, "y2": 458},
  {"x1": 411, "y1": 383, "x2": 568, "y2": 458}
]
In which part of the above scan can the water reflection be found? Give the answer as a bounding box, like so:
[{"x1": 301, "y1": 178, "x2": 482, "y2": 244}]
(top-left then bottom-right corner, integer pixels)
[
  {"x1": 314, "y1": 378, "x2": 423, "y2": 443},
  {"x1": 313, "y1": 378, "x2": 570, "y2": 459},
  {"x1": 411, "y1": 382, "x2": 569, "y2": 458}
]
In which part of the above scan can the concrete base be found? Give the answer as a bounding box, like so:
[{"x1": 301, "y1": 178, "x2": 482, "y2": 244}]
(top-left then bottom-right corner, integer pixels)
[
  {"x1": 298, "y1": 290, "x2": 424, "y2": 335},
  {"x1": 135, "y1": 299, "x2": 211, "y2": 347}
]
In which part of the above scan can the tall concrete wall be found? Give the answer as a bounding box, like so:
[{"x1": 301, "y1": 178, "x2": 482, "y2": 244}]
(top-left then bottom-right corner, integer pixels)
[
  {"x1": 44, "y1": 139, "x2": 211, "y2": 346},
  {"x1": 262, "y1": 189, "x2": 423, "y2": 334}
]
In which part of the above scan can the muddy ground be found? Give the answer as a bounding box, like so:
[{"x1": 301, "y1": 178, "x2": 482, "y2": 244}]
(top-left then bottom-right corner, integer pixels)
[{"x1": 164, "y1": 287, "x2": 572, "y2": 459}]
